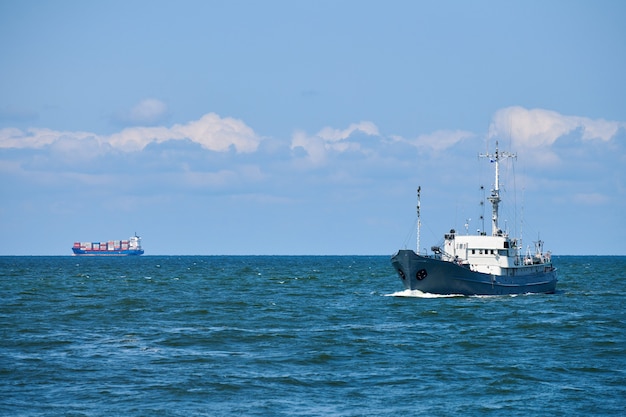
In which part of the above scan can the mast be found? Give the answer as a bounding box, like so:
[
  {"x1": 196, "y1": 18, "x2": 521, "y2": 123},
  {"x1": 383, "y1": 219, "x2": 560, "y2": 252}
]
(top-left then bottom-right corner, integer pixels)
[
  {"x1": 479, "y1": 141, "x2": 516, "y2": 236},
  {"x1": 416, "y1": 186, "x2": 421, "y2": 254}
]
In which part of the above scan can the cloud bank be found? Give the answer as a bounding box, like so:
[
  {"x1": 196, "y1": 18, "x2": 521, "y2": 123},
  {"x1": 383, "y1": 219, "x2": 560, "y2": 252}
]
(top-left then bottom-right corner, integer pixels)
[
  {"x1": 0, "y1": 112, "x2": 261, "y2": 153},
  {"x1": 1, "y1": 106, "x2": 623, "y2": 191}
]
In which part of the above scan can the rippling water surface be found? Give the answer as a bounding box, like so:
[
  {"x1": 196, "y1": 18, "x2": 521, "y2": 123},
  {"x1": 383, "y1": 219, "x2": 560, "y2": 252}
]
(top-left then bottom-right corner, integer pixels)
[{"x1": 1, "y1": 255, "x2": 625, "y2": 416}]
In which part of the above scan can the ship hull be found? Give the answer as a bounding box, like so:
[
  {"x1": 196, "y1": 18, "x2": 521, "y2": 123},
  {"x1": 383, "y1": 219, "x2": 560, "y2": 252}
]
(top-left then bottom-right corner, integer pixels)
[
  {"x1": 391, "y1": 250, "x2": 557, "y2": 296},
  {"x1": 72, "y1": 248, "x2": 144, "y2": 256}
]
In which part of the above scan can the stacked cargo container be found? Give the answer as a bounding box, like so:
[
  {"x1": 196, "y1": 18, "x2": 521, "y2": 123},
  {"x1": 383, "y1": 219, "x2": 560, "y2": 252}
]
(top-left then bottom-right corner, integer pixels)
[{"x1": 72, "y1": 235, "x2": 143, "y2": 256}]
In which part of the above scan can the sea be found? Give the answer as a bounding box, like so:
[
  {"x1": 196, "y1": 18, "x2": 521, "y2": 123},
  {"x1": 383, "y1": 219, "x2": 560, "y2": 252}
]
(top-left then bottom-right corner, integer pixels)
[{"x1": 1, "y1": 255, "x2": 625, "y2": 416}]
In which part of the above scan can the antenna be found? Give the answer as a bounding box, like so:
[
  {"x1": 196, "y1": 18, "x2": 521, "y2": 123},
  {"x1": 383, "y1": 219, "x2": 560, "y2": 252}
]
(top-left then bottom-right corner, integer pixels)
[
  {"x1": 479, "y1": 185, "x2": 485, "y2": 234},
  {"x1": 416, "y1": 186, "x2": 421, "y2": 254},
  {"x1": 519, "y1": 187, "x2": 526, "y2": 252},
  {"x1": 479, "y1": 141, "x2": 516, "y2": 236}
]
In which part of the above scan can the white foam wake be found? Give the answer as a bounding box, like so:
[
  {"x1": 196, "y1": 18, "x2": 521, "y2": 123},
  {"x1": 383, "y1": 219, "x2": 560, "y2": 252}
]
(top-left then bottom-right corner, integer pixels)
[{"x1": 384, "y1": 289, "x2": 464, "y2": 298}]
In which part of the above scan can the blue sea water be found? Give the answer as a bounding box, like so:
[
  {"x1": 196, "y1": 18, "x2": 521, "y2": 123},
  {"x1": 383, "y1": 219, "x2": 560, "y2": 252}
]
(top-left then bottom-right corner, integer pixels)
[{"x1": 1, "y1": 255, "x2": 625, "y2": 416}]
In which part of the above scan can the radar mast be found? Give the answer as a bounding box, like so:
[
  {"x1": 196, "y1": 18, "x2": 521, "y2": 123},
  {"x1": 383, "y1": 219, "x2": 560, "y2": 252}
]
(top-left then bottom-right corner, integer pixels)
[{"x1": 479, "y1": 141, "x2": 516, "y2": 236}]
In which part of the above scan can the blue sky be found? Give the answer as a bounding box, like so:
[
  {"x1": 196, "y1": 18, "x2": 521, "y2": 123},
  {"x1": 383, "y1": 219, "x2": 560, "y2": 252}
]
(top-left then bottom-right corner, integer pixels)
[{"x1": 1, "y1": 0, "x2": 625, "y2": 255}]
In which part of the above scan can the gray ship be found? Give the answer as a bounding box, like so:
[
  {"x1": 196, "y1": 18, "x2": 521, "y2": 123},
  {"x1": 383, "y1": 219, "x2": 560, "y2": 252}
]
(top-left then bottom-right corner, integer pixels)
[{"x1": 391, "y1": 142, "x2": 557, "y2": 296}]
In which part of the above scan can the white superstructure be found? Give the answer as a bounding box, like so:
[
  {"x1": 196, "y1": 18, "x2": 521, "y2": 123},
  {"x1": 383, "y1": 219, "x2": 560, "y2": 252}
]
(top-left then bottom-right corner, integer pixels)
[{"x1": 433, "y1": 141, "x2": 552, "y2": 276}]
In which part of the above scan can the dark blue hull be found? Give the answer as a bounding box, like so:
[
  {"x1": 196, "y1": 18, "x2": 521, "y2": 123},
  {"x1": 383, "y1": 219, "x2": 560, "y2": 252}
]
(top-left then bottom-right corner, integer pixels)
[
  {"x1": 72, "y1": 248, "x2": 144, "y2": 256},
  {"x1": 391, "y1": 249, "x2": 557, "y2": 296}
]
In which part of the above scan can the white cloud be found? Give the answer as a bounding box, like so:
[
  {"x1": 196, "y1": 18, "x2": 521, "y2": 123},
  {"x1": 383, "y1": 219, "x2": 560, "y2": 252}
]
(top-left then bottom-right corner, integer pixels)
[
  {"x1": 580, "y1": 118, "x2": 623, "y2": 141},
  {"x1": 291, "y1": 130, "x2": 327, "y2": 164},
  {"x1": 290, "y1": 121, "x2": 380, "y2": 165},
  {"x1": 489, "y1": 106, "x2": 625, "y2": 148},
  {"x1": 0, "y1": 127, "x2": 95, "y2": 149},
  {"x1": 108, "y1": 112, "x2": 261, "y2": 153},
  {"x1": 317, "y1": 121, "x2": 380, "y2": 142},
  {"x1": 486, "y1": 106, "x2": 626, "y2": 167},
  {"x1": 0, "y1": 112, "x2": 261, "y2": 153},
  {"x1": 174, "y1": 113, "x2": 260, "y2": 153}
]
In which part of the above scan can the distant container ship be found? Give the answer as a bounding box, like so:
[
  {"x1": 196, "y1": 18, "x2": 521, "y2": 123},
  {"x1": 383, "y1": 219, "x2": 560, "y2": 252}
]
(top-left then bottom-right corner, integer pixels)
[{"x1": 72, "y1": 234, "x2": 144, "y2": 256}]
